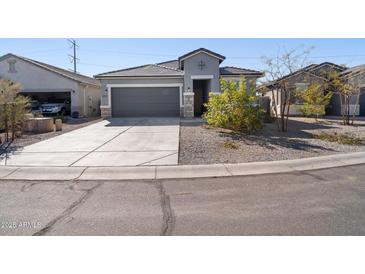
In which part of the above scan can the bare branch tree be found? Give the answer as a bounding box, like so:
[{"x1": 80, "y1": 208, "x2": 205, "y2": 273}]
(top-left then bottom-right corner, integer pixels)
[
  {"x1": 262, "y1": 46, "x2": 313, "y2": 132},
  {"x1": 324, "y1": 70, "x2": 362, "y2": 125}
]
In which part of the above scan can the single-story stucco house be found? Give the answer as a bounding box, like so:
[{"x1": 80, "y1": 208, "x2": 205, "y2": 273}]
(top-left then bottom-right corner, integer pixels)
[
  {"x1": 0, "y1": 53, "x2": 101, "y2": 117},
  {"x1": 94, "y1": 48, "x2": 264, "y2": 118},
  {"x1": 262, "y1": 62, "x2": 365, "y2": 116}
]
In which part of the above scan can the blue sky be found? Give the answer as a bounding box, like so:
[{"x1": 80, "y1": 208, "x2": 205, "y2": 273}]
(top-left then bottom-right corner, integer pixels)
[{"x1": 1, "y1": 38, "x2": 365, "y2": 76}]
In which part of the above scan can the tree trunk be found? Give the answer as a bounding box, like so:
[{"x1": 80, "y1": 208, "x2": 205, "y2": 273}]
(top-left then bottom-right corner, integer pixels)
[
  {"x1": 339, "y1": 93, "x2": 345, "y2": 125},
  {"x1": 285, "y1": 90, "x2": 291, "y2": 131},
  {"x1": 346, "y1": 95, "x2": 350, "y2": 125},
  {"x1": 281, "y1": 88, "x2": 288, "y2": 132},
  {"x1": 271, "y1": 89, "x2": 280, "y2": 131},
  {"x1": 4, "y1": 103, "x2": 8, "y2": 142},
  {"x1": 352, "y1": 90, "x2": 360, "y2": 125},
  {"x1": 11, "y1": 103, "x2": 16, "y2": 141}
]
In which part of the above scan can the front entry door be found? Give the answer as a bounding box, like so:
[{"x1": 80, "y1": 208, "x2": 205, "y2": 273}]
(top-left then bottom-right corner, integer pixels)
[{"x1": 193, "y1": 80, "x2": 208, "y2": 117}]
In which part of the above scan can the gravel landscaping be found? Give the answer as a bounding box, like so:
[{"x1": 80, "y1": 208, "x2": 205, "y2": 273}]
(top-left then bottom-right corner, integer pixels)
[
  {"x1": 0, "y1": 117, "x2": 102, "y2": 155},
  {"x1": 179, "y1": 117, "x2": 365, "y2": 165}
]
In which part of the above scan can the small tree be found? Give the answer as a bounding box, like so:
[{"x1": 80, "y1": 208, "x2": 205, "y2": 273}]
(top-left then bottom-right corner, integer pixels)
[
  {"x1": 297, "y1": 82, "x2": 332, "y2": 120},
  {"x1": 203, "y1": 78, "x2": 264, "y2": 132},
  {"x1": 262, "y1": 46, "x2": 314, "y2": 132},
  {"x1": 324, "y1": 71, "x2": 360, "y2": 125},
  {"x1": 0, "y1": 79, "x2": 29, "y2": 143}
]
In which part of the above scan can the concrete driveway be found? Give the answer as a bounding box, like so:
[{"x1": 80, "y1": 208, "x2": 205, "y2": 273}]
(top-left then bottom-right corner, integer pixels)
[{"x1": 1, "y1": 118, "x2": 180, "y2": 167}]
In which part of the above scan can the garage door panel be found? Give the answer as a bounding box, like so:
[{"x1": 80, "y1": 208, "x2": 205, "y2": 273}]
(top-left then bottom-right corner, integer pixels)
[{"x1": 111, "y1": 87, "x2": 180, "y2": 117}]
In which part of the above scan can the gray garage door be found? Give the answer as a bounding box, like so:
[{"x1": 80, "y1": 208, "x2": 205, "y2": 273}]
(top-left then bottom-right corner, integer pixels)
[{"x1": 111, "y1": 87, "x2": 180, "y2": 117}]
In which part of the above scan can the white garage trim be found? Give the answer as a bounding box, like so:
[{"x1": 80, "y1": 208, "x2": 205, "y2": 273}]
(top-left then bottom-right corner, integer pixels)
[
  {"x1": 105, "y1": 83, "x2": 184, "y2": 108},
  {"x1": 191, "y1": 75, "x2": 214, "y2": 79}
]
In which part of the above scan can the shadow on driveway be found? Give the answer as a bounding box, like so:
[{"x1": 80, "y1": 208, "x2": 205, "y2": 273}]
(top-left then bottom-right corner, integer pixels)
[{"x1": 104, "y1": 117, "x2": 180, "y2": 127}]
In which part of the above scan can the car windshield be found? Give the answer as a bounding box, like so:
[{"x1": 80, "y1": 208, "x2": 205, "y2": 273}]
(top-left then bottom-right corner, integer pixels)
[{"x1": 43, "y1": 99, "x2": 69, "y2": 104}]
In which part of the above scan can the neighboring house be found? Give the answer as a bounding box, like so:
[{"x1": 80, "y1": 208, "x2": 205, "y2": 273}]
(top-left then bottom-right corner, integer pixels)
[
  {"x1": 339, "y1": 65, "x2": 365, "y2": 116},
  {"x1": 0, "y1": 53, "x2": 101, "y2": 117},
  {"x1": 262, "y1": 62, "x2": 349, "y2": 116},
  {"x1": 94, "y1": 48, "x2": 263, "y2": 118}
]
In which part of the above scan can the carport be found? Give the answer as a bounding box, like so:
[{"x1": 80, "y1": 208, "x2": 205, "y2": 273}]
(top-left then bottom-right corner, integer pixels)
[{"x1": 20, "y1": 89, "x2": 72, "y2": 115}]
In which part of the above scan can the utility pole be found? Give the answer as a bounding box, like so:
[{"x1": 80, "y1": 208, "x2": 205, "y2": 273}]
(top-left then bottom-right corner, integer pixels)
[{"x1": 68, "y1": 39, "x2": 79, "y2": 73}]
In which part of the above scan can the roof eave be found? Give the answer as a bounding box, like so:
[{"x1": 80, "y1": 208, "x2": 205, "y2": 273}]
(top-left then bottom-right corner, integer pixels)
[
  {"x1": 94, "y1": 75, "x2": 184, "y2": 79},
  {"x1": 221, "y1": 73, "x2": 264, "y2": 77}
]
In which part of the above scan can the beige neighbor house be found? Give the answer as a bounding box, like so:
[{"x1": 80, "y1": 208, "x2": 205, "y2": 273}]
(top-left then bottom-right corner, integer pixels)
[
  {"x1": 94, "y1": 48, "x2": 264, "y2": 118},
  {"x1": 0, "y1": 53, "x2": 101, "y2": 117},
  {"x1": 261, "y1": 62, "x2": 365, "y2": 116}
]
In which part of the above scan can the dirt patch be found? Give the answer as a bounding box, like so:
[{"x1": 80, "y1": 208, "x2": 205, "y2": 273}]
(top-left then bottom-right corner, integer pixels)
[{"x1": 179, "y1": 117, "x2": 365, "y2": 165}]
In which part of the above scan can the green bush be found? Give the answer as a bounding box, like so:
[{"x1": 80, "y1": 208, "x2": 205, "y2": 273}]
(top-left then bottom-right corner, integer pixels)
[
  {"x1": 297, "y1": 83, "x2": 332, "y2": 120},
  {"x1": 0, "y1": 79, "x2": 30, "y2": 142},
  {"x1": 203, "y1": 79, "x2": 264, "y2": 132}
]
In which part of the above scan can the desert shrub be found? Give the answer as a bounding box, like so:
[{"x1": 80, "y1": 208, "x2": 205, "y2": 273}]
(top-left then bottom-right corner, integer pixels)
[
  {"x1": 223, "y1": 140, "x2": 239, "y2": 149},
  {"x1": 0, "y1": 79, "x2": 30, "y2": 142},
  {"x1": 203, "y1": 79, "x2": 264, "y2": 132},
  {"x1": 312, "y1": 132, "x2": 362, "y2": 145},
  {"x1": 297, "y1": 83, "x2": 332, "y2": 120}
]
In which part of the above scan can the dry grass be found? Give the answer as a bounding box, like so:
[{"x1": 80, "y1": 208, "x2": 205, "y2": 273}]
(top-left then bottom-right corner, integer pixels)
[
  {"x1": 312, "y1": 132, "x2": 363, "y2": 145},
  {"x1": 223, "y1": 140, "x2": 239, "y2": 149},
  {"x1": 201, "y1": 124, "x2": 215, "y2": 130}
]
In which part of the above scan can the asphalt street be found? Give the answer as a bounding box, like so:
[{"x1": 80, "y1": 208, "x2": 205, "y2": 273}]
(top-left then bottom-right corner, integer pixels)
[{"x1": 1, "y1": 164, "x2": 365, "y2": 235}]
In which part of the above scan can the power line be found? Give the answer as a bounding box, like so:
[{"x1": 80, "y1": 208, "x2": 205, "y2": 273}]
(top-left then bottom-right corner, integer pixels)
[
  {"x1": 78, "y1": 47, "x2": 365, "y2": 61},
  {"x1": 68, "y1": 39, "x2": 79, "y2": 73},
  {"x1": 78, "y1": 61, "x2": 120, "y2": 69},
  {"x1": 79, "y1": 48, "x2": 176, "y2": 57},
  {"x1": 228, "y1": 54, "x2": 365, "y2": 60}
]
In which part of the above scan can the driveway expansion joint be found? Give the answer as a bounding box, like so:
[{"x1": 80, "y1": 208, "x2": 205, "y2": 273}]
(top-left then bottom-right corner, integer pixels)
[
  {"x1": 1, "y1": 167, "x2": 20, "y2": 179},
  {"x1": 69, "y1": 125, "x2": 135, "y2": 167}
]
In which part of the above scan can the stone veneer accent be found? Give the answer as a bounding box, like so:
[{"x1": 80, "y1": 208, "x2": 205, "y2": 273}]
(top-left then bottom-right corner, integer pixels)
[
  {"x1": 183, "y1": 92, "x2": 194, "y2": 118},
  {"x1": 100, "y1": 107, "x2": 111, "y2": 118}
]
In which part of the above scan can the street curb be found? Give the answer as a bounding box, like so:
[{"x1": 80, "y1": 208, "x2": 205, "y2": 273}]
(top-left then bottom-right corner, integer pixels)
[{"x1": 0, "y1": 151, "x2": 364, "y2": 181}]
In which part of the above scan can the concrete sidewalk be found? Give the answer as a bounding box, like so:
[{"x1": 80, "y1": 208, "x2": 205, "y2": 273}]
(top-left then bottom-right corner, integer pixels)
[{"x1": 0, "y1": 151, "x2": 364, "y2": 181}]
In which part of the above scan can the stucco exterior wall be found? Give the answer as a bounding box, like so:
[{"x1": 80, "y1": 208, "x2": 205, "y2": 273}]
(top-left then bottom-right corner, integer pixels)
[
  {"x1": 0, "y1": 56, "x2": 79, "y2": 91},
  {"x1": 0, "y1": 56, "x2": 100, "y2": 117},
  {"x1": 77, "y1": 84, "x2": 101, "y2": 117},
  {"x1": 182, "y1": 52, "x2": 220, "y2": 94}
]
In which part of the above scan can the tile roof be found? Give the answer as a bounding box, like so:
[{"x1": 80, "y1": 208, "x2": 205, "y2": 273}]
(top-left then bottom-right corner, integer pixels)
[
  {"x1": 95, "y1": 49, "x2": 263, "y2": 78},
  {"x1": 0, "y1": 53, "x2": 100, "y2": 86},
  {"x1": 178, "y1": 48, "x2": 226, "y2": 63},
  {"x1": 157, "y1": 60, "x2": 179, "y2": 70},
  {"x1": 340, "y1": 64, "x2": 365, "y2": 78},
  {"x1": 263, "y1": 62, "x2": 346, "y2": 87},
  {"x1": 95, "y1": 63, "x2": 184, "y2": 77},
  {"x1": 220, "y1": 66, "x2": 263, "y2": 76}
]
